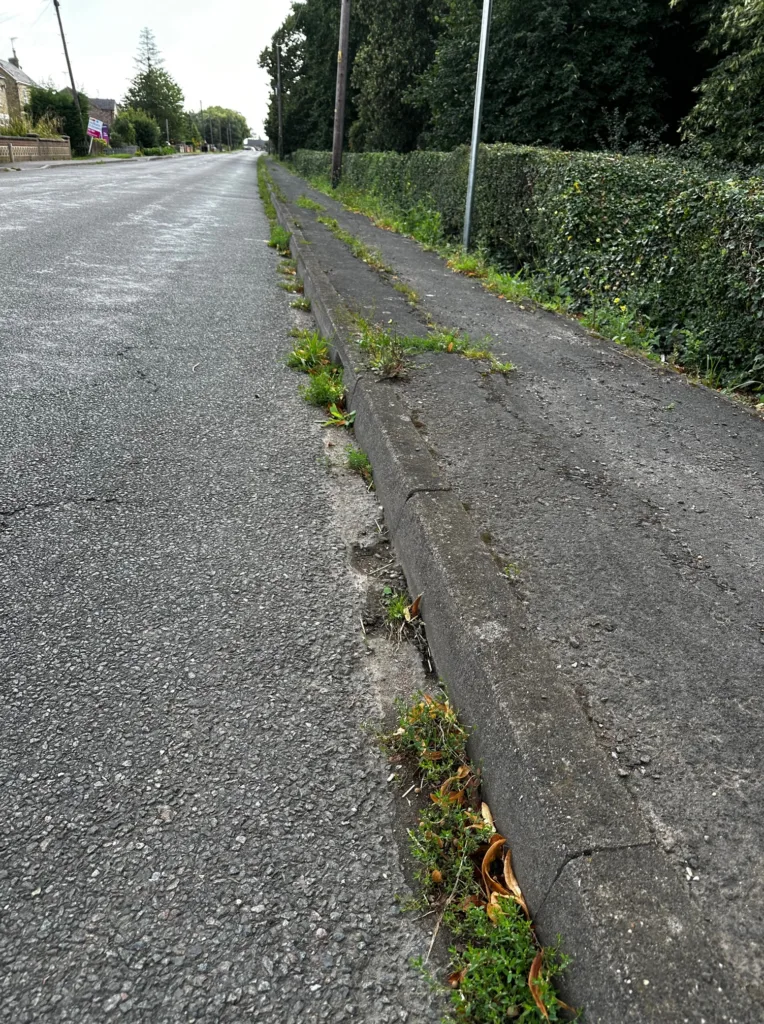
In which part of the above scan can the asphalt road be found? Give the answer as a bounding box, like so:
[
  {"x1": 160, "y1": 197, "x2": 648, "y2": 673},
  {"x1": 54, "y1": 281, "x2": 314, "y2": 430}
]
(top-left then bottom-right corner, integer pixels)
[{"x1": 0, "y1": 154, "x2": 441, "y2": 1022}]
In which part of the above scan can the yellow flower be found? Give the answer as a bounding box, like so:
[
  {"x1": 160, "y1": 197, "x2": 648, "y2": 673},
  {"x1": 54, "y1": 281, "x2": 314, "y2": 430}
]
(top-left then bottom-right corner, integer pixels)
[{"x1": 613, "y1": 297, "x2": 620, "y2": 304}]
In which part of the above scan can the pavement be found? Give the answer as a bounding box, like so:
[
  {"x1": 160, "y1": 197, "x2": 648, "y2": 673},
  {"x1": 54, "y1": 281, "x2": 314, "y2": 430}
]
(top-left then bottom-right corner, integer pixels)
[
  {"x1": 0, "y1": 153, "x2": 444, "y2": 1022},
  {"x1": 268, "y1": 159, "x2": 764, "y2": 1023}
]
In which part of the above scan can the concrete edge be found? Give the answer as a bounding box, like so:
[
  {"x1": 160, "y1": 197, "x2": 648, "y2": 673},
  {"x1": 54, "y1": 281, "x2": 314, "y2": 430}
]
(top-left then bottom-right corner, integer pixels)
[{"x1": 266, "y1": 173, "x2": 749, "y2": 1024}]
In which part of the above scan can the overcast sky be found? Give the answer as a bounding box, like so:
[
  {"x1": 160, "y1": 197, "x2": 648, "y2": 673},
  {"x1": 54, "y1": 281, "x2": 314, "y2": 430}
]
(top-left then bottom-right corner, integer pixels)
[{"x1": 0, "y1": 0, "x2": 294, "y2": 135}]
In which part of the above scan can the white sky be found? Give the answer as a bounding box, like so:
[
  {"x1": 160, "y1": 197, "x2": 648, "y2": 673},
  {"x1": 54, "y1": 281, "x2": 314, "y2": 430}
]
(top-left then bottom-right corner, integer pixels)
[{"x1": 0, "y1": 0, "x2": 294, "y2": 135}]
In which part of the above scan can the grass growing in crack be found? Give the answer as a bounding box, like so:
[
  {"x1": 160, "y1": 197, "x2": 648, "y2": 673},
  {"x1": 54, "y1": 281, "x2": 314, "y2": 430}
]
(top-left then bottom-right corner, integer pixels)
[
  {"x1": 278, "y1": 258, "x2": 297, "y2": 276},
  {"x1": 297, "y1": 194, "x2": 325, "y2": 211},
  {"x1": 286, "y1": 329, "x2": 329, "y2": 372},
  {"x1": 352, "y1": 317, "x2": 515, "y2": 378},
  {"x1": 317, "y1": 215, "x2": 392, "y2": 273},
  {"x1": 279, "y1": 279, "x2": 304, "y2": 294},
  {"x1": 299, "y1": 367, "x2": 345, "y2": 407},
  {"x1": 346, "y1": 445, "x2": 373, "y2": 486},
  {"x1": 384, "y1": 692, "x2": 574, "y2": 1023},
  {"x1": 269, "y1": 224, "x2": 292, "y2": 256},
  {"x1": 291, "y1": 297, "x2": 312, "y2": 311},
  {"x1": 383, "y1": 587, "x2": 410, "y2": 625},
  {"x1": 394, "y1": 280, "x2": 419, "y2": 305}
]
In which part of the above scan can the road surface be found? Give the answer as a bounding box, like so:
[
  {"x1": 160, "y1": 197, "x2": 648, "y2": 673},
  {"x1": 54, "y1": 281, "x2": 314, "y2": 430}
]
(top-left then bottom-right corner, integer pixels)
[{"x1": 0, "y1": 154, "x2": 440, "y2": 1023}]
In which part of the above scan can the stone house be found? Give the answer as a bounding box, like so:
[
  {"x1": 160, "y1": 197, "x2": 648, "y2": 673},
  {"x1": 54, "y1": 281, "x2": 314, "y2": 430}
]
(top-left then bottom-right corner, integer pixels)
[
  {"x1": 0, "y1": 56, "x2": 37, "y2": 123},
  {"x1": 88, "y1": 98, "x2": 118, "y2": 129}
]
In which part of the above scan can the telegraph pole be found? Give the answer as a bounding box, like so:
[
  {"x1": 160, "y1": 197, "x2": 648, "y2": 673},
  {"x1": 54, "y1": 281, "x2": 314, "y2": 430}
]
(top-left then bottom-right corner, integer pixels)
[
  {"x1": 52, "y1": 0, "x2": 82, "y2": 121},
  {"x1": 275, "y1": 43, "x2": 284, "y2": 160},
  {"x1": 199, "y1": 101, "x2": 204, "y2": 147},
  {"x1": 330, "y1": 0, "x2": 351, "y2": 187},
  {"x1": 463, "y1": 0, "x2": 493, "y2": 250}
]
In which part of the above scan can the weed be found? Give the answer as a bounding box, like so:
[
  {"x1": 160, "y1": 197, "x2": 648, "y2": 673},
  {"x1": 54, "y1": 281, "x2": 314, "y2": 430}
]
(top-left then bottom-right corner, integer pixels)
[
  {"x1": 503, "y1": 563, "x2": 522, "y2": 581},
  {"x1": 279, "y1": 279, "x2": 304, "y2": 294},
  {"x1": 393, "y1": 280, "x2": 419, "y2": 305},
  {"x1": 291, "y1": 297, "x2": 312, "y2": 311},
  {"x1": 346, "y1": 445, "x2": 373, "y2": 485},
  {"x1": 489, "y1": 359, "x2": 516, "y2": 375},
  {"x1": 447, "y1": 249, "x2": 489, "y2": 278},
  {"x1": 299, "y1": 367, "x2": 344, "y2": 407},
  {"x1": 387, "y1": 691, "x2": 468, "y2": 785},
  {"x1": 383, "y1": 588, "x2": 410, "y2": 625},
  {"x1": 269, "y1": 224, "x2": 292, "y2": 255},
  {"x1": 317, "y1": 215, "x2": 392, "y2": 273},
  {"x1": 296, "y1": 194, "x2": 325, "y2": 211},
  {"x1": 286, "y1": 329, "x2": 330, "y2": 373},
  {"x1": 383, "y1": 692, "x2": 573, "y2": 1022},
  {"x1": 278, "y1": 258, "x2": 297, "y2": 276},
  {"x1": 322, "y1": 403, "x2": 356, "y2": 428}
]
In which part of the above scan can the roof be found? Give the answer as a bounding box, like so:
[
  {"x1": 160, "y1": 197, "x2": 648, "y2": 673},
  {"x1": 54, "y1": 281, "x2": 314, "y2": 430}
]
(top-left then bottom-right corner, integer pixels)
[
  {"x1": 90, "y1": 98, "x2": 117, "y2": 110},
  {"x1": 0, "y1": 59, "x2": 37, "y2": 88}
]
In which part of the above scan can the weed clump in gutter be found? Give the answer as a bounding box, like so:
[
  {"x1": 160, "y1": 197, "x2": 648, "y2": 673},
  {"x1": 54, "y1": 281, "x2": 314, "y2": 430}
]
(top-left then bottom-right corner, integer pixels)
[
  {"x1": 291, "y1": 297, "x2": 312, "y2": 311},
  {"x1": 345, "y1": 445, "x2": 373, "y2": 486},
  {"x1": 297, "y1": 194, "x2": 325, "y2": 211},
  {"x1": 384, "y1": 692, "x2": 573, "y2": 1023},
  {"x1": 286, "y1": 329, "x2": 355, "y2": 428}
]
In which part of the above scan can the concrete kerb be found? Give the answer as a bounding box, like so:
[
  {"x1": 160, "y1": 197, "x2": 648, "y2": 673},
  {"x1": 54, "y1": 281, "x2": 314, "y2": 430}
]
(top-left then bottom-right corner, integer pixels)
[{"x1": 268, "y1": 180, "x2": 749, "y2": 1024}]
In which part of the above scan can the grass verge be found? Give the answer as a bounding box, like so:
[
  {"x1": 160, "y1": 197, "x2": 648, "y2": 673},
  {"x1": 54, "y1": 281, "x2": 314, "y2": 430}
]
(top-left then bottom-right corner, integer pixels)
[{"x1": 384, "y1": 692, "x2": 575, "y2": 1023}]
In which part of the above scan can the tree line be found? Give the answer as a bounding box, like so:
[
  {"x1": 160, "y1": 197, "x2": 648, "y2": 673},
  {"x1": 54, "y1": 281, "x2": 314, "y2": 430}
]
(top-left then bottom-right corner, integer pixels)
[
  {"x1": 28, "y1": 29, "x2": 249, "y2": 155},
  {"x1": 259, "y1": 0, "x2": 764, "y2": 165}
]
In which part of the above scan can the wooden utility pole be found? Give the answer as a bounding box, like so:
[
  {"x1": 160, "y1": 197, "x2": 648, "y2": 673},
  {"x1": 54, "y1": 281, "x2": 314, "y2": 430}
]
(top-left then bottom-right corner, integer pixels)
[
  {"x1": 275, "y1": 43, "x2": 284, "y2": 160},
  {"x1": 330, "y1": 0, "x2": 351, "y2": 187},
  {"x1": 52, "y1": 0, "x2": 82, "y2": 121}
]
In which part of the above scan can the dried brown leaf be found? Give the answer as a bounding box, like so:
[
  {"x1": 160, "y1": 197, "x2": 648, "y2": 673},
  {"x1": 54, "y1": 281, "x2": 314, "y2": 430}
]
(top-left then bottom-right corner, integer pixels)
[
  {"x1": 431, "y1": 869, "x2": 443, "y2": 885},
  {"x1": 410, "y1": 594, "x2": 422, "y2": 618},
  {"x1": 481, "y1": 802, "x2": 495, "y2": 832},
  {"x1": 528, "y1": 951, "x2": 550, "y2": 1020},
  {"x1": 447, "y1": 968, "x2": 467, "y2": 988},
  {"x1": 482, "y1": 836, "x2": 511, "y2": 897},
  {"x1": 503, "y1": 849, "x2": 530, "y2": 917}
]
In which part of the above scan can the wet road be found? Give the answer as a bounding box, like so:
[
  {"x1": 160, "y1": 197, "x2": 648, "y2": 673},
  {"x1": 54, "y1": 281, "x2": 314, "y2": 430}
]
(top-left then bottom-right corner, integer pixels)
[{"x1": 0, "y1": 154, "x2": 440, "y2": 1022}]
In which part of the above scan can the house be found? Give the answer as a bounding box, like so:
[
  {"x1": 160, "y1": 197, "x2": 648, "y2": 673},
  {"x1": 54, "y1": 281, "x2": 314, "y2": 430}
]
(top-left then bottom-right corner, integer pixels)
[
  {"x1": 88, "y1": 98, "x2": 118, "y2": 129},
  {"x1": 0, "y1": 55, "x2": 37, "y2": 122}
]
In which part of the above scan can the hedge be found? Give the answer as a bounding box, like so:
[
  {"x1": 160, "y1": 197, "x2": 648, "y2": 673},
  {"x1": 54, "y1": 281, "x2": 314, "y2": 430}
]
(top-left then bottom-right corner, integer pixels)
[{"x1": 291, "y1": 146, "x2": 764, "y2": 386}]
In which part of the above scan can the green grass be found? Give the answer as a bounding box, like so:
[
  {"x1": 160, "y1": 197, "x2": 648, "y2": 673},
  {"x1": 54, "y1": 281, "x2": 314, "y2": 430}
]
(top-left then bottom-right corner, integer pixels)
[
  {"x1": 297, "y1": 194, "x2": 325, "y2": 211},
  {"x1": 384, "y1": 692, "x2": 573, "y2": 1023},
  {"x1": 286, "y1": 329, "x2": 329, "y2": 372},
  {"x1": 393, "y1": 280, "x2": 419, "y2": 305},
  {"x1": 299, "y1": 366, "x2": 345, "y2": 407},
  {"x1": 291, "y1": 296, "x2": 312, "y2": 311},
  {"x1": 317, "y1": 215, "x2": 392, "y2": 273},
  {"x1": 278, "y1": 279, "x2": 304, "y2": 294},
  {"x1": 345, "y1": 445, "x2": 373, "y2": 485},
  {"x1": 352, "y1": 317, "x2": 515, "y2": 377},
  {"x1": 269, "y1": 224, "x2": 291, "y2": 256},
  {"x1": 383, "y1": 587, "x2": 410, "y2": 624}
]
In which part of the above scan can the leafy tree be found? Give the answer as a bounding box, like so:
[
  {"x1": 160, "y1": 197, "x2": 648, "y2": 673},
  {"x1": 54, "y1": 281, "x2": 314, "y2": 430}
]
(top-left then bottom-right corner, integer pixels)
[
  {"x1": 117, "y1": 107, "x2": 161, "y2": 149},
  {"x1": 199, "y1": 106, "x2": 250, "y2": 148},
  {"x1": 418, "y1": 0, "x2": 677, "y2": 152},
  {"x1": 123, "y1": 28, "x2": 185, "y2": 142},
  {"x1": 349, "y1": 0, "x2": 441, "y2": 152},
  {"x1": 110, "y1": 111, "x2": 137, "y2": 146},
  {"x1": 259, "y1": 0, "x2": 363, "y2": 153},
  {"x1": 681, "y1": 0, "x2": 764, "y2": 163},
  {"x1": 27, "y1": 87, "x2": 89, "y2": 154}
]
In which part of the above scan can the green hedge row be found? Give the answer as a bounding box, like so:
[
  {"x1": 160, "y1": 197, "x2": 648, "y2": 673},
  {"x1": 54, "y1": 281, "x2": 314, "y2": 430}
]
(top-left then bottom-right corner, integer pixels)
[{"x1": 292, "y1": 146, "x2": 764, "y2": 385}]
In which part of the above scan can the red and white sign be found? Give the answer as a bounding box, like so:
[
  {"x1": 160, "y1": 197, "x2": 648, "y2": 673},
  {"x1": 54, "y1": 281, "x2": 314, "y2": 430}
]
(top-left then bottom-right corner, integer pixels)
[{"x1": 87, "y1": 117, "x2": 105, "y2": 139}]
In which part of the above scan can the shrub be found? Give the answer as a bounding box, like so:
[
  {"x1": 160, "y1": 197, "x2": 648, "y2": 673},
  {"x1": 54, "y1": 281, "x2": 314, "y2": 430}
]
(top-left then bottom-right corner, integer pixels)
[{"x1": 292, "y1": 146, "x2": 764, "y2": 387}]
